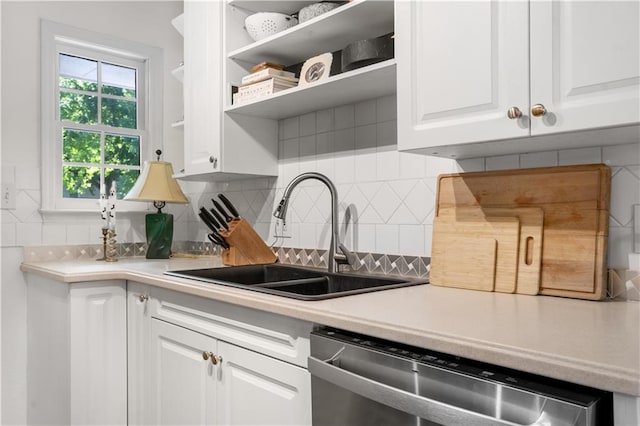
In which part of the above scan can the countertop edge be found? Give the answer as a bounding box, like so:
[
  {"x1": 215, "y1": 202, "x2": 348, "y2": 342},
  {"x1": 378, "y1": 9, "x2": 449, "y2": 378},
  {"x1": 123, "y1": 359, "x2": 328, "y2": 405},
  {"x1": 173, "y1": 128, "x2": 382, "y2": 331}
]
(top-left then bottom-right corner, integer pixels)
[{"x1": 20, "y1": 260, "x2": 640, "y2": 396}]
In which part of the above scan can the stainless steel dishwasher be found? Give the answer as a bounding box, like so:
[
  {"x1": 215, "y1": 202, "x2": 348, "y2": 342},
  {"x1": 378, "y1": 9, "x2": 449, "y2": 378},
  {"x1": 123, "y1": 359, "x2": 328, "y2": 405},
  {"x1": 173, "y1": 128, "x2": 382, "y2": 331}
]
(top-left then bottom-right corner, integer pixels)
[{"x1": 309, "y1": 328, "x2": 612, "y2": 426}]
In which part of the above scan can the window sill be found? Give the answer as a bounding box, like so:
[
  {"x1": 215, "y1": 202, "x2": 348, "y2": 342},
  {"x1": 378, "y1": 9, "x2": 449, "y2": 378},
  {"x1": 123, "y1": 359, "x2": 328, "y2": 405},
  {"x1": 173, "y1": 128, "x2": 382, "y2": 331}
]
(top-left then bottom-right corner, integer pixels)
[{"x1": 39, "y1": 208, "x2": 150, "y2": 222}]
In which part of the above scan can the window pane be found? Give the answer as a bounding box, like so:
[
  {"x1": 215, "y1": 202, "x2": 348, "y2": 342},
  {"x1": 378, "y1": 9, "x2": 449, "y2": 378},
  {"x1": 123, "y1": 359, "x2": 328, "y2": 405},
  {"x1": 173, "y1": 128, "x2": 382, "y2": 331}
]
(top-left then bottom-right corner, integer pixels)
[
  {"x1": 106, "y1": 168, "x2": 140, "y2": 199},
  {"x1": 102, "y1": 98, "x2": 136, "y2": 129},
  {"x1": 62, "y1": 166, "x2": 100, "y2": 198},
  {"x1": 102, "y1": 62, "x2": 136, "y2": 98},
  {"x1": 62, "y1": 129, "x2": 101, "y2": 163},
  {"x1": 60, "y1": 92, "x2": 98, "y2": 124},
  {"x1": 105, "y1": 134, "x2": 140, "y2": 166},
  {"x1": 59, "y1": 54, "x2": 97, "y2": 91}
]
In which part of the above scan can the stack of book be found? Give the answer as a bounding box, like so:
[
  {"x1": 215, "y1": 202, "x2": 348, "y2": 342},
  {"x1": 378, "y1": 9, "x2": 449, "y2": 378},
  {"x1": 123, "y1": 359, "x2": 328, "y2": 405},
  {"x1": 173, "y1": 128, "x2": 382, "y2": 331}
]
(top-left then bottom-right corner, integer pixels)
[{"x1": 233, "y1": 68, "x2": 298, "y2": 105}]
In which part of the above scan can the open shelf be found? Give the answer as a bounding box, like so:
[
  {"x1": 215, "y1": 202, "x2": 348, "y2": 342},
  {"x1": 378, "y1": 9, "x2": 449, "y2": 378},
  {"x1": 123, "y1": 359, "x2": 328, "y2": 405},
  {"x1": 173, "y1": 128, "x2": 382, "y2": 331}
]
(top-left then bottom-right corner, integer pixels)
[
  {"x1": 227, "y1": 0, "x2": 394, "y2": 66},
  {"x1": 224, "y1": 59, "x2": 396, "y2": 119},
  {"x1": 228, "y1": 1, "x2": 313, "y2": 15}
]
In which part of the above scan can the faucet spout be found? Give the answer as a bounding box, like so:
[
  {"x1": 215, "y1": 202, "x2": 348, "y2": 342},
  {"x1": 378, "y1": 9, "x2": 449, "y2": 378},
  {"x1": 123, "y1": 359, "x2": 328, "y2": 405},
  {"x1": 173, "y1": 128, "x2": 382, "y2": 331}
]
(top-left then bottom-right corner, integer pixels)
[{"x1": 274, "y1": 172, "x2": 347, "y2": 273}]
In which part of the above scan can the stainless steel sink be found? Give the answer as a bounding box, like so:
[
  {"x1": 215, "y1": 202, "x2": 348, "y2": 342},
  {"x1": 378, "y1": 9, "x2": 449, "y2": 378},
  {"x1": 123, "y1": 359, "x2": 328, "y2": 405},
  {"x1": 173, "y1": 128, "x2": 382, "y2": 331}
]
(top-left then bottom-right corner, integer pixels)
[{"x1": 164, "y1": 264, "x2": 427, "y2": 300}]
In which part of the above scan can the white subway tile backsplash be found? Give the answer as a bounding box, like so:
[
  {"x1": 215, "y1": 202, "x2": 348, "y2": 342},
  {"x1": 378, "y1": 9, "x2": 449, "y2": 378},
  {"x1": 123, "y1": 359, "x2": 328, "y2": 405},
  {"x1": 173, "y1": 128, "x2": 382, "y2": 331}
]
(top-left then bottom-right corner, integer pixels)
[
  {"x1": 355, "y1": 124, "x2": 377, "y2": 151},
  {"x1": 520, "y1": 151, "x2": 558, "y2": 168},
  {"x1": 335, "y1": 153, "x2": 356, "y2": 184},
  {"x1": 42, "y1": 224, "x2": 66, "y2": 245},
  {"x1": 16, "y1": 222, "x2": 42, "y2": 246},
  {"x1": 14, "y1": 190, "x2": 41, "y2": 223},
  {"x1": 334, "y1": 104, "x2": 355, "y2": 130},
  {"x1": 334, "y1": 128, "x2": 355, "y2": 152},
  {"x1": 376, "y1": 149, "x2": 400, "y2": 182},
  {"x1": 375, "y1": 224, "x2": 398, "y2": 254},
  {"x1": 376, "y1": 95, "x2": 396, "y2": 123},
  {"x1": 399, "y1": 151, "x2": 426, "y2": 179},
  {"x1": 355, "y1": 223, "x2": 376, "y2": 252},
  {"x1": 603, "y1": 143, "x2": 640, "y2": 166},
  {"x1": 376, "y1": 120, "x2": 396, "y2": 148},
  {"x1": 316, "y1": 108, "x2": 334, "y2": 133},
  {"x1": 66, "y1": 224, "x2": 91, "y2": 245},
  {"x1": 354, "y1": 99, "x2": 377, "y2": 126},
  {"x1": 456, "y1": 157, "x2": 485, "y2": 172},
  {"x1": 299, "y1": 112, "x2": 316, "y2": 136},
  {"x1": 282, "y1": 116, "x2": 299, "y2": 140},
  {"x1": 399, "y1": 224, "x2": 426, "y2": 256},
  {"x1": 558, "y1": 147, "x2": 602, "y2": 165},
  {"x1": 354, "y1": 152, "x2": 376, "y2": 183},
  {"x1": 370, "y1": 183, "x2": 402, "y2": 222},
  {"x1": 610, "y1": 167, "x2": 640, "y2": 226},
  {"x1": 486, "y1": 154, "x2": 519, "y2": 170},
  {"x1": 2, "y1": 223, "x2": 16, "y2": 246},
  {"x1": 609, "y1": 226, "x2": 634, "y2": 268}
]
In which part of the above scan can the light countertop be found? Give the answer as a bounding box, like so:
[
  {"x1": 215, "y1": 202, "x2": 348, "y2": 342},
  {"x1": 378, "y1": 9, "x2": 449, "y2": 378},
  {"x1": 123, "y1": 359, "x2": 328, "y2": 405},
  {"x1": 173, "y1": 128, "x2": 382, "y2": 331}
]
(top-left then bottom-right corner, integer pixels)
[{"x1": 21, "y1": 256, "x2": 640, "y2": 396}]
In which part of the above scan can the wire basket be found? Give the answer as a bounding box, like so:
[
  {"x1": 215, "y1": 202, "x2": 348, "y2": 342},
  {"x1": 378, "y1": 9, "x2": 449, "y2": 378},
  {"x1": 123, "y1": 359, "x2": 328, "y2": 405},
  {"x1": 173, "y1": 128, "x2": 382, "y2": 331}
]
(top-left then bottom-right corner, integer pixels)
[{"x1": 244, "y1": 12, "x2": 298, "y2": 42}]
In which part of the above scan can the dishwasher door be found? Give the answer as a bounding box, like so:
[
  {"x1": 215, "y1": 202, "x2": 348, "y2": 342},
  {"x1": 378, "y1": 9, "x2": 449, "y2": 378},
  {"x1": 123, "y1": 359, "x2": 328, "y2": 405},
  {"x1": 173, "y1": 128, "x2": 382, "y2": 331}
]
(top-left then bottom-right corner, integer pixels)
[{"x1": 309, "y1": 329, "x2": 610, "y2": 426}]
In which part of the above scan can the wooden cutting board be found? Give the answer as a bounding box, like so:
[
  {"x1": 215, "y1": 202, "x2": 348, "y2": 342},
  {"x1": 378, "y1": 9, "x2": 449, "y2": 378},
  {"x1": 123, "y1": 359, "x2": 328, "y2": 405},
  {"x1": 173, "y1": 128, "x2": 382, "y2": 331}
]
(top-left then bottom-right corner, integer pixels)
[
  {"x1": 431, "y1": 215, "x2": 520, "y2": 293},
  {"x1": 439, "y1": 207, "x2": 544, "y2": 295},
  {"x1": 435, "y1": 164, "x2": 610, "y2": 300}
]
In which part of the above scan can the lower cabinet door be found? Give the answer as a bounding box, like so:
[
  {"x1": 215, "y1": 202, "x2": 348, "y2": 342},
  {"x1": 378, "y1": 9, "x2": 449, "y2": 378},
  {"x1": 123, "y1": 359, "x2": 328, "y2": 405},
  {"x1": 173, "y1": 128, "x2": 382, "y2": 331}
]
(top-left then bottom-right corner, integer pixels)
[
  {"x1": 216, "y1": 341, "x2": 312, "y2": 426},
  {"x1": 150, "y1": 319, "x2": 218, "y2": 426}
]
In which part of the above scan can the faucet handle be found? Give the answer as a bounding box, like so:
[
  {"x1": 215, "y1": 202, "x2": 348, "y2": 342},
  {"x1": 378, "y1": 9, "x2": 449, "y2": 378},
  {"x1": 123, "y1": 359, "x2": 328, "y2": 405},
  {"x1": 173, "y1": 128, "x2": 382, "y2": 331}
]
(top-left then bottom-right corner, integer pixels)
[{"x1": 336, "y1": 244, "x2": 358, "y2": 269}]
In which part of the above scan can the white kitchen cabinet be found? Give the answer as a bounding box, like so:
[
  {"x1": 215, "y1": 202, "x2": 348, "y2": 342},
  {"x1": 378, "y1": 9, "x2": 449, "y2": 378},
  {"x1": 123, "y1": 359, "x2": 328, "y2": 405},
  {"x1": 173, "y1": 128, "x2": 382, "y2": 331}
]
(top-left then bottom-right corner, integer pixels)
[
  {"x1": 397, "y1": 0, "x2": 640, "y2": 159},
  {"x1": 128, "y1": 282, "x2": 313, "y2": 426},
  {"x1": 26, "y1": 275, "x2": 127, "y2": 426},
  {"x1": 217, "y1": 340, "x2": 311, "y2": 425},
  {"x1": 180, "y1": 0, "x2": 278, "y2": 180},
  {"x1": 150, "y1": 319, "x2": 218, "y2": 425},
  {"x1": 127, "y1": 282, "x2": 153, "y2": 426},
  {"x1": 148, "y1": 319, "x2": 311, "y2": 426}
]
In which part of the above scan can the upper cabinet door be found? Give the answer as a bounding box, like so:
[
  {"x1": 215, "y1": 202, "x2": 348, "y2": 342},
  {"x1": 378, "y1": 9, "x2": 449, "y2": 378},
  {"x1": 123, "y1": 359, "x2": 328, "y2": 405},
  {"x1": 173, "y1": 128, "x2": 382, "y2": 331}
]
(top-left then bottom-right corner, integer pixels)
[
  {"x1": 530, "y1": 1, "x2": 640, "y2": 135},
  {"x1": 183, "y1": 0, "x2": 223, "y2": 175},
  {"x1": 396, "y1": 1, "x2": 530, "y2": 153}
]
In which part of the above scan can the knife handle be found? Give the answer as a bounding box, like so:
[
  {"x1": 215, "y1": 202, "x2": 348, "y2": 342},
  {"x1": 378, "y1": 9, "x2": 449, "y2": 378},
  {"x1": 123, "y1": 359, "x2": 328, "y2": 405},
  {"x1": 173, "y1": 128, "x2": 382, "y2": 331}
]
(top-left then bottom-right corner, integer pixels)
[
  {"x1": 199, "y1": 207, "x2": 222, "y2": 230},
  {"x1": 209, "y1": 208, "x2": 229, "y2": 230},
  {"x1": 218, "y1": 193, "x2": 241, "y2": 218},
  {"x1": 212, "y1": 199, "x2": 233, "y2": 223}
]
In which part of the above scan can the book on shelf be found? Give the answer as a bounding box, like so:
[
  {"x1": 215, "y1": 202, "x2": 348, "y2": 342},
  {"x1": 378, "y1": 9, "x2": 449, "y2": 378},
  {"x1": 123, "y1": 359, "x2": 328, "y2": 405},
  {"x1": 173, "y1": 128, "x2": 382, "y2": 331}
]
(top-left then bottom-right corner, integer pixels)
[
  {"x1": 238, "y1": 77, "x2": 296, "y2": 94},
  {"x1": 241, "y1": 68, "x2": 297, "y2": 85}
]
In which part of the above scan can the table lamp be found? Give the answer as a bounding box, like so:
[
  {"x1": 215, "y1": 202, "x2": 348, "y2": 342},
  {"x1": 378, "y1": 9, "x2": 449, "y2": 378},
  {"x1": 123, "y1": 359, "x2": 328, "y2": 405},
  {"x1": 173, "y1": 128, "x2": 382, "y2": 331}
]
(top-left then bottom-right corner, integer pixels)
[{"x1": 124, "y1": 150, "x2": 189, "y2": 259}]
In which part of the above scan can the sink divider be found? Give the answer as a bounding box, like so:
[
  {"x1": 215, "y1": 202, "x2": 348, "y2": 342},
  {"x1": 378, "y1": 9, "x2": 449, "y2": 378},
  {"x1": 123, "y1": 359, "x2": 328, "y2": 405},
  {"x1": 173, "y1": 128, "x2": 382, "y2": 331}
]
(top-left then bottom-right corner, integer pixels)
[{"x1": 220, "y1": 219, "x2": 278, "y2": 266}]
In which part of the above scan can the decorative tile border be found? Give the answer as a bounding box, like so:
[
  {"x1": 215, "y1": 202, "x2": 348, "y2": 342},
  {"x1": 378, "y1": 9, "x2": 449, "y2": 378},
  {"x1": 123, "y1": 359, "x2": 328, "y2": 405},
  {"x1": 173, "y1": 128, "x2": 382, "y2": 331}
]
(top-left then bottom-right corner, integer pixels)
[
  {"x1": 22, "y1": 243, "x2": 639, "y2": 302},
  {"x1": 273, "y1": 247, "x2": 430, "y2": 279},
  {"x1": 608, "y1": 269, "x2": 640, "y2": 301}
]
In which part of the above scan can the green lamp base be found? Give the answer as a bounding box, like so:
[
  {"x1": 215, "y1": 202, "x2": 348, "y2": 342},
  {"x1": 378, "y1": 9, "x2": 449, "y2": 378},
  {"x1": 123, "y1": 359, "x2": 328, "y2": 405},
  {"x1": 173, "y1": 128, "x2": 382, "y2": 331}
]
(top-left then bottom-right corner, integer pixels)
[{"x1": 146, "y1": 212, "x2": 174, "y2": 259}]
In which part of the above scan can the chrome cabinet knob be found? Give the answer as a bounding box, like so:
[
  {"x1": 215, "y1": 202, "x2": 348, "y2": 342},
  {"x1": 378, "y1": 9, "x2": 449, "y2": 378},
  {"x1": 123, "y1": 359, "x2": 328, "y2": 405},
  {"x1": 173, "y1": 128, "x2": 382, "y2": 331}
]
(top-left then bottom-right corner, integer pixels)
[
  {"x1": 209, "y1": 156, "x2": 218, "y2": 168},
  {"x1": 138, "y1": 294, "x2": 149, "y2": 303},
  {"x1": 507, "y1": 107, "x2": 522, "y2": 120},
  {"x1": 531, "y1": 104, "x2": 547, "y2": 117}
]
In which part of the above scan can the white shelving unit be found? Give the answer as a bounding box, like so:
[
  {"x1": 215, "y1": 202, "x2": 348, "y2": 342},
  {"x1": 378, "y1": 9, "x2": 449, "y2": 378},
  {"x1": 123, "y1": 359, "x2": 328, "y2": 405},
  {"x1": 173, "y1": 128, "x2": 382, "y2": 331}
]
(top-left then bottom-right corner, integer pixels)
[
  {"x1": 225, "y1": 59, "x2": 396, "y2": 119},
  {"x1": 225, "y1": 0, "x2": 395, "y2": 117}
]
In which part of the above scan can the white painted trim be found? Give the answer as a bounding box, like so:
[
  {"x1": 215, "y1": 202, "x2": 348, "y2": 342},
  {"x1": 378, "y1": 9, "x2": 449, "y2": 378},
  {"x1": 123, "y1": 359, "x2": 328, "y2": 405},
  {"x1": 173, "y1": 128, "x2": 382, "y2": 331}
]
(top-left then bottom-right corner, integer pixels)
[{"x1": 40, "y1": 20, "x2": 164, "y2": 212}]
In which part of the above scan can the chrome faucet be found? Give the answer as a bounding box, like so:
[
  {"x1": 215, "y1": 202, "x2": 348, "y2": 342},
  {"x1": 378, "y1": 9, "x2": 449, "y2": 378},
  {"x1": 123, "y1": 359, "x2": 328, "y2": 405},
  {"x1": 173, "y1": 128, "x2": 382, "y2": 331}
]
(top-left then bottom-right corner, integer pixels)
[{"x1": 274, "y1": 172, "x2": 356, "y2": 272}]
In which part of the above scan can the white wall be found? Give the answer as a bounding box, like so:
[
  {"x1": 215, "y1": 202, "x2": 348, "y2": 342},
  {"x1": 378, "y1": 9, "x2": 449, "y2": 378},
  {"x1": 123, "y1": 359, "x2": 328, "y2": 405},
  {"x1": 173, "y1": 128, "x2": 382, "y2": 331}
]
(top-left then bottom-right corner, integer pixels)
[{"x1": 0, "y1": 2, "x2": 183, "y2": 424}]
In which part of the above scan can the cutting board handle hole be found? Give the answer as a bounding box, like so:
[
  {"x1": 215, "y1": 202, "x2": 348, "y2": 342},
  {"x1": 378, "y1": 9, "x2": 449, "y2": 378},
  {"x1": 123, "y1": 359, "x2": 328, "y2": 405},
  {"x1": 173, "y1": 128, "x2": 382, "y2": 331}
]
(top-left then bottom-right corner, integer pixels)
[{"x1": 525, "y1": 237, "x2": 534, "y2": 265}]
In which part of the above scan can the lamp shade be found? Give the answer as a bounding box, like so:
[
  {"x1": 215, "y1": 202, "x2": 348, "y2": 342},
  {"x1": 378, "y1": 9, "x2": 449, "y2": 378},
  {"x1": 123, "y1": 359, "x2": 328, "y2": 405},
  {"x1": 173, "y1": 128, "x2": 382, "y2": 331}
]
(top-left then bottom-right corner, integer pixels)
[{"x1": 124, "y1": 161, "x2": 188, "y2": 204}]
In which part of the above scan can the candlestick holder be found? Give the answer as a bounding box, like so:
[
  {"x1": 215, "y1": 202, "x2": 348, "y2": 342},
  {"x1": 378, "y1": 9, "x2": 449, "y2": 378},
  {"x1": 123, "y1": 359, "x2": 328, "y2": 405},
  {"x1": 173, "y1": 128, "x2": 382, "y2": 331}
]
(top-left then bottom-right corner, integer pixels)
[
  {"x1": 97, "y1": 228, "x2": 109, "y2": 261},
  {"x1": 105, "y1": 228, "x2": 118, "y2": 262}
]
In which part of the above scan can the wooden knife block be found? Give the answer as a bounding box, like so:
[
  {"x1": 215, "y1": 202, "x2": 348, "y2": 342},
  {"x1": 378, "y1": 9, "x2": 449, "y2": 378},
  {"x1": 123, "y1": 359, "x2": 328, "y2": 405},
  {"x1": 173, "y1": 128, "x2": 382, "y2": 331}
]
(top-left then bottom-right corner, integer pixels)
[{"x1": 220, "y1": 219, "x2": 277, "y2": 266}]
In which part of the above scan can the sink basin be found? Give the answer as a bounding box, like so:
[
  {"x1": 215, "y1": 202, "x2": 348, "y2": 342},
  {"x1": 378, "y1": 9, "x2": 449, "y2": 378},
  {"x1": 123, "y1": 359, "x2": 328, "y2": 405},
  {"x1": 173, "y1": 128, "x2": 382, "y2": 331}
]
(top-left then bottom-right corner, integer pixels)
[{"x1": 164, "y1": 264, "x2": 427, "y2": 300}]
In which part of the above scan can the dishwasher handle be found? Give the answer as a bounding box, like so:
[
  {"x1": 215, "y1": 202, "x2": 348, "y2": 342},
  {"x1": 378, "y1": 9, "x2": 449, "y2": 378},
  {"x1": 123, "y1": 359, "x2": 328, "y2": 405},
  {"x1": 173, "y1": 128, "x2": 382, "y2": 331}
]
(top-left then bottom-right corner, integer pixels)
[{"x1": 308, "y1": 355, "x2": 547, "y2": 426}]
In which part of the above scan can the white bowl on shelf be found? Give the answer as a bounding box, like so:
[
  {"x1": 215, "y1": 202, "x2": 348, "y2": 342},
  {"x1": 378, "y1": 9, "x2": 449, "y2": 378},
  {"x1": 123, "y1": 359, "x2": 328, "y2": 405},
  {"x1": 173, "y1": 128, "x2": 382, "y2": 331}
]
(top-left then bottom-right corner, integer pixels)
[{"x1": 244, "y1": 12, "x2": 298, "y2": 42}]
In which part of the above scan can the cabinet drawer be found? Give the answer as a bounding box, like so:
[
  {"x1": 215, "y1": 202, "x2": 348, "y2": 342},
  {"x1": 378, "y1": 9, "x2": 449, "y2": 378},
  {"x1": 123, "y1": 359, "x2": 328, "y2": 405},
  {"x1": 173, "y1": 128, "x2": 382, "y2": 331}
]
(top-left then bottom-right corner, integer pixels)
[{"x1": 147, "y1": 285, "x2": 312, "y2": 368}]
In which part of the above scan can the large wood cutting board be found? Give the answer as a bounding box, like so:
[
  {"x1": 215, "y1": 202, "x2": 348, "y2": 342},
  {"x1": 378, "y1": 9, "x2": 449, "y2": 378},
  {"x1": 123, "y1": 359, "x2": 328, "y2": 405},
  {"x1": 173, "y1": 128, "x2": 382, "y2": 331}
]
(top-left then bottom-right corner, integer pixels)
[{"x1": 435, "y1": 164, "x2": 610, "y2": 300}]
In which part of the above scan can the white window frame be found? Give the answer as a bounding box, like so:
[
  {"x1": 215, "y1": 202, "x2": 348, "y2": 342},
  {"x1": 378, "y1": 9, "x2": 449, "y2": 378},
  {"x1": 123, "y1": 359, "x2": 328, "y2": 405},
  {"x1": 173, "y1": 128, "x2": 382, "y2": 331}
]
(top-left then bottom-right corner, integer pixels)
[{"x1": 41, "y1": 20, "x2": 163, "y2": 212}]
